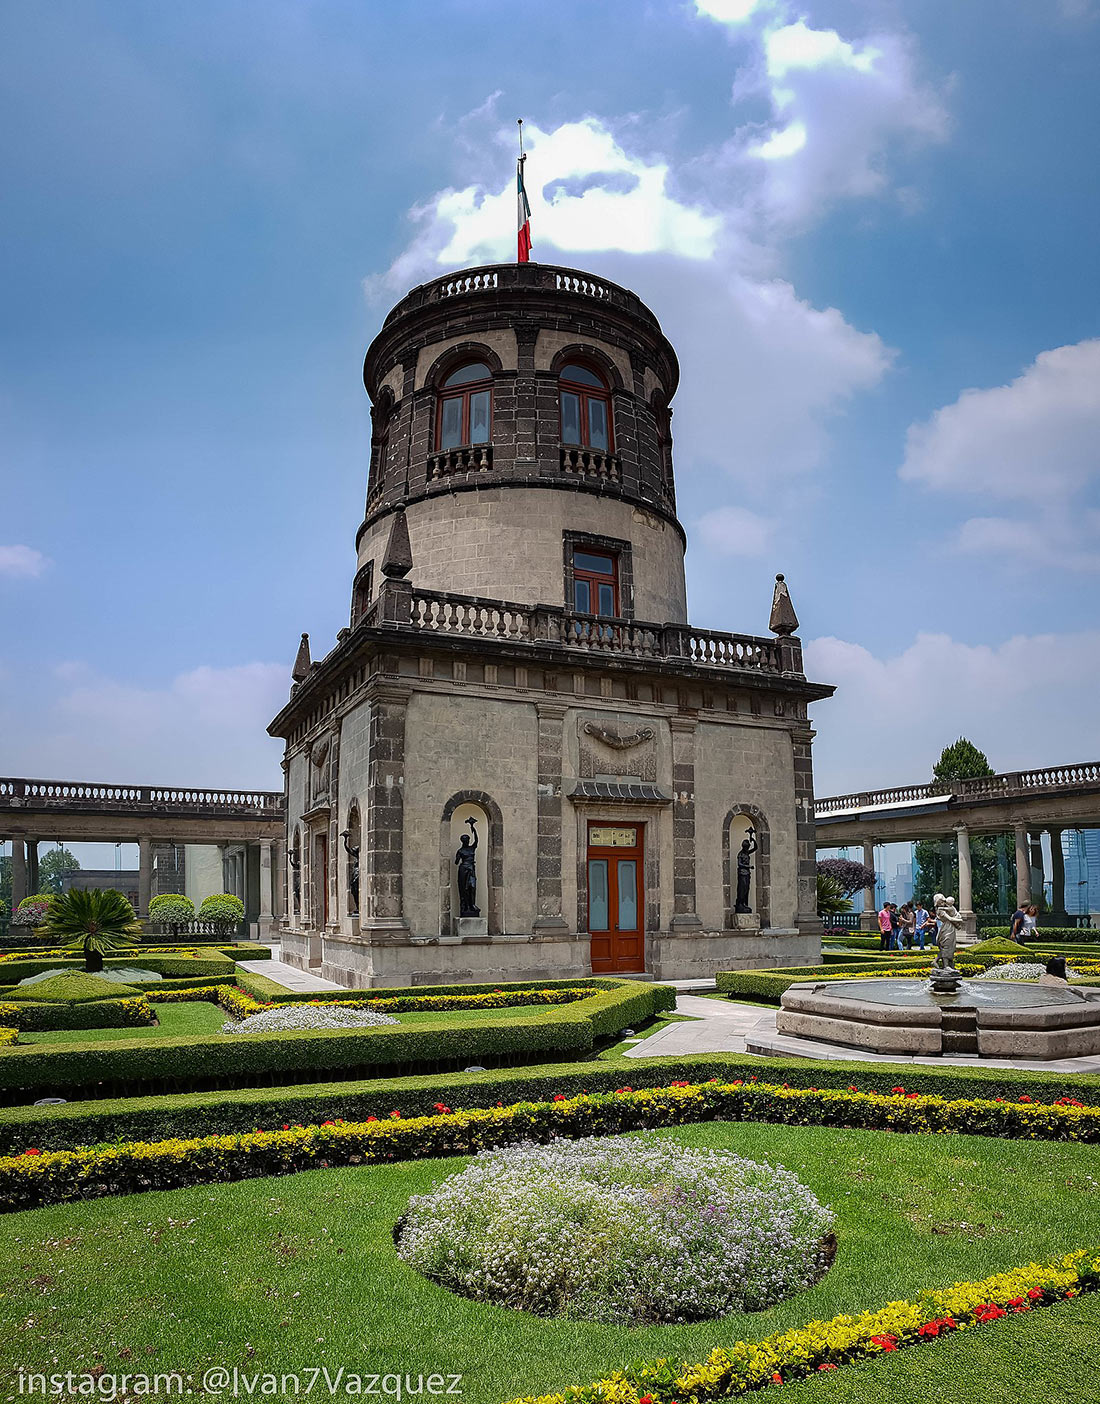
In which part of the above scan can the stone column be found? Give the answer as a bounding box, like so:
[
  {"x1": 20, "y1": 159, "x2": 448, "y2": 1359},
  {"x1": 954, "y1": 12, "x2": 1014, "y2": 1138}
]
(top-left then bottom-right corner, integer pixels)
[
  {"x1": 792, "y1": 731, "x2": 823, "y2": 938},
  {"x1": 362, "y1": 683, "x2": 410, "y2": 937},
  {"x1": 669, "y1": 716, "x2": 703, "y2": 931},
  {"x1": 1029, "y1": 833, "x2": 1045, "y2": 905},
  {"x1": 955, "y1": 823, "x2": 976, "y2": 934},
  {"x1": 26, "y1": 839, "x2": 39, "y2": 895},
  {"x1": 10, "y1": 839, "x2": 27, "y2": 909},
  {"x1": 258, "y1": 840, "x2": 274, "y2": 941},
  {"x1": 860, "y1": 839, "x2": 877, "y2": 931},
  {"x1": 533, "y1": 702, "x2": 569, "y2": 935},
  {"x1": 138, "y1": 837, "x2": 152, "y2": 918},
  {"x1": 1014, "y1": 822, "x2": 1030, "y2": 908},
  {"x1": 1049, "y1": 827, "x2": 1066, "y2": 918}
]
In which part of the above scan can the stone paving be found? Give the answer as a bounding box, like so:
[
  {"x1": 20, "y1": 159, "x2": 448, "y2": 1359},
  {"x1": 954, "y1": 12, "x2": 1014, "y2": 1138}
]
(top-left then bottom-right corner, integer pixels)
[
  {"x1": 237, "y1": 947, "x2": 342, "y2": 992},
  {"x1": 628, "y1": 990, "x2": 1100, "y2": 1074}
]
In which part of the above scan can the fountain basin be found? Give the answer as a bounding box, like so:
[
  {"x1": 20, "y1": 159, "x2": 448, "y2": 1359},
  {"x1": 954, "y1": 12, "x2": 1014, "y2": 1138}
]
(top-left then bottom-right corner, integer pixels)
[{"x1": 776, "y1": 978, "x2": 1100, "y2": 1059}]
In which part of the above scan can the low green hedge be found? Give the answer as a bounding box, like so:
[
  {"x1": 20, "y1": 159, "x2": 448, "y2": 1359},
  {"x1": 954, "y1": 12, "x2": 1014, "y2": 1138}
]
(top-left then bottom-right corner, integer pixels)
[
  {"x1": 0, "y1": 978, "x2": 672, "y2": 1105},
  {"x1": 0, "y1": 953, "x2": 236, "y2": 983},
  {"x1": 0, "y1": 996, "x2": 153, "y2": 1033},
  {"x1": 4, "y1": 1047, "x2": 1098, "y2": 1154},
  {"x1": 983, "y1": 926, "x2": 1099, "y2": 943},
  {"x1": 4, "y1": 1080, "x2": 1098, "y2": 1213}
]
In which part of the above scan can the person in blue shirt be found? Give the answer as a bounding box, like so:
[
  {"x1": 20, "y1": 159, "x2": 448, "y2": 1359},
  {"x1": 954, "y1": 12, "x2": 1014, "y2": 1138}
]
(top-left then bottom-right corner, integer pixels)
[{"x1": 912, "y1": 901, "x2": 933, "y2": 951}]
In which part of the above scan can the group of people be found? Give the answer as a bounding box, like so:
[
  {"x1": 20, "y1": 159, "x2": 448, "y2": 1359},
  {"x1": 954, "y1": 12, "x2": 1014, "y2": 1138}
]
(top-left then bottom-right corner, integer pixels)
[
  {"x1": 1009, "y1": 905, "x2": 1041, "y2": 942},
  {"x1": 877, "y1": 900, "x2": 939, "y2": 951}
]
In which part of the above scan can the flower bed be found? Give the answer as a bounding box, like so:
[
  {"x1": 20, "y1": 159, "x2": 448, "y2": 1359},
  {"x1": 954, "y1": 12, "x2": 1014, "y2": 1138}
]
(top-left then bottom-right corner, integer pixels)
[
  {"x1": 979, "y1": 962, "x2": 1085, "y2": 981},
  {"x1": 0, "y1": 994, "x2": 154, "y2": 1033},
  {"x1": 223, "y1": 1004, "x2": 400, "y2": 1035},
  {"x1": 397, "y1": 1137, "x2": 833, "y2": 1324},
  {"x1": 2, "y1": 1079, "x2": 1099, "y2": 1213},
  {"x1": 504, "y1": 1247, "x2": 1100, "y2": 1404}
]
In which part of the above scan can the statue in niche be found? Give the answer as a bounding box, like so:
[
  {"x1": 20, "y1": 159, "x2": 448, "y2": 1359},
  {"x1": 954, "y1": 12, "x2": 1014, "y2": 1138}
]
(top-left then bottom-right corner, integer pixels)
[
  {"x1": 735, "y1": 827, "x2": 758, "y2": 913},
  {"x1": 342, "y1": 829, "x2": 360, "y2": 915},
  {"x1": 289, "y1": 846, "x2": 301, "y2": 911},
  {"x1": 455, "y1": 816, "x2": 480, "y2": 918}
]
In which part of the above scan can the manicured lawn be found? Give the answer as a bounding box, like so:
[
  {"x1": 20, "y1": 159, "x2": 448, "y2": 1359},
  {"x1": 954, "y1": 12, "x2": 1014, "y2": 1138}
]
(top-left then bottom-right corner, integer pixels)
[
  {"x1": 2, "y1": 1121, "x2": 1098, "y2": 1403},
  {"x1": 596, "y1": 1012, "x2": 696, "y2": 1059},
  {"x1": 17, "y1": 1002, "x2": 230, "y2": 1044}
]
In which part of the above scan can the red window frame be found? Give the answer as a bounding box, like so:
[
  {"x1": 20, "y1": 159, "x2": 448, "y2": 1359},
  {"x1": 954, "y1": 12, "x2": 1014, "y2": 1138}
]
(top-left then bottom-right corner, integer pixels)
[
  {"x1": 572, "y1": 546, "x2": 619, "y2": 617},
  {"x1": 558, "y1": 363, "x2": 613, "y2": 452},
  {"x1": 436, "y1": 363, "x2": 493, "y2": 450}
]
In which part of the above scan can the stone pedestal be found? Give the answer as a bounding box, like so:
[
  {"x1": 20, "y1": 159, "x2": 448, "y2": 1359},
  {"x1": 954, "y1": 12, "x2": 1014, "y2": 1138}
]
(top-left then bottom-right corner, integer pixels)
[
  {"x1": 725, "y1": 911, "x2": 761, "y2": 932},
  {"x1": 455, "y1": 916, "x2": 489, "y2": 940}
]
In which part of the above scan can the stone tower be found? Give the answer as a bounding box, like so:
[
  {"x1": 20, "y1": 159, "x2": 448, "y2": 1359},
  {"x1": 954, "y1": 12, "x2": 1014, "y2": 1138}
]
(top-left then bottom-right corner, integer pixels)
[{"x1": 269, "y1": 261, "x2": 833, "y2": 987}]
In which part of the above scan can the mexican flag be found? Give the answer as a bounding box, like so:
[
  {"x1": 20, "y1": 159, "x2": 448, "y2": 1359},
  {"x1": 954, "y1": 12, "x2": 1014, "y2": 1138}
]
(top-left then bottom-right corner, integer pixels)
[{"x1": 517, "y1": 153, "x2": 532, "y2": 263}]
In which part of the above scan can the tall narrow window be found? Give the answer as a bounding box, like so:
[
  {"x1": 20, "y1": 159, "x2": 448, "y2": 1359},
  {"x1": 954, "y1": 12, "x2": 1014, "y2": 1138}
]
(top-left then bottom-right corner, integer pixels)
[
  {"x1": 437, "y1": 361, "x2": 492, "y2": 450},
  {"x1": 572, "y1": 546, "x2": 618, "y2": 617},
  {"x1": 559, "y1": 362, "x2": 612, "y2": 452}
]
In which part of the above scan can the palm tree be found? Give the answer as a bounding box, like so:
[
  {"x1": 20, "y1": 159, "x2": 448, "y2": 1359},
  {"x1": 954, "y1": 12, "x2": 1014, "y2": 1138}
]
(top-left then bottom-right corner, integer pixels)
[
  {"x1": 816, "y1": 873, "x2": 853, "y2": 919},
  {"x1": 46, "y1": 888, "x2": 141, "y2": 972}
]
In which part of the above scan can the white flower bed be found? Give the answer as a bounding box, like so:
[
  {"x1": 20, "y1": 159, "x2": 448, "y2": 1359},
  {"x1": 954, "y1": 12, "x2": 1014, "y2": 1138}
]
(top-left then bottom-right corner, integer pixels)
[
  {"x1": 978, "y1": 962, "x2": 1079, "y2": 981},
  {"x1": 396, "y1": 1136, "x2": 834, "y2": 1324},
  {"x1": 222, "y1": 1003, "x2": 399, "y2": 1035}
]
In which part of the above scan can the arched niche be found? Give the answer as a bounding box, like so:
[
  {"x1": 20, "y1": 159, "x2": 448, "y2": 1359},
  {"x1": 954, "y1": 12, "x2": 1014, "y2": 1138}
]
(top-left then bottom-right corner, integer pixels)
[
  {"x1": 723, "y1": 805, "x2": 770, "y2": 928},
  {"x1": 439, "y1": 790, "x2": 504, "y2": 935}
]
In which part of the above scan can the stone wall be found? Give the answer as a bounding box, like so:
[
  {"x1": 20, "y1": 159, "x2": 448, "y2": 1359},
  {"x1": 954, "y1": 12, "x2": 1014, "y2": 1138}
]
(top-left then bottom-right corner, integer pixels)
[{"x1": 356, "y1": 489, "x2": 687, "y2": 624}]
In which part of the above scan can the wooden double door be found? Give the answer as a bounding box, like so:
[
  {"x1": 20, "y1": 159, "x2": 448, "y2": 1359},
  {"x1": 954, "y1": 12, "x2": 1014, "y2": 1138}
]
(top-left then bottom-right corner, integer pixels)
[{"x1": 587, "y1": 822, "x2": 645, "y2": 974}]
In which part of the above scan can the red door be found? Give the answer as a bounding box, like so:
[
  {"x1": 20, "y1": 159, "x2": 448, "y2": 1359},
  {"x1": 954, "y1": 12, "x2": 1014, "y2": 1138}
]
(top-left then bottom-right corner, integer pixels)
[{"x1": 588, "y1": 823, "x2": 645, "y2": 974}]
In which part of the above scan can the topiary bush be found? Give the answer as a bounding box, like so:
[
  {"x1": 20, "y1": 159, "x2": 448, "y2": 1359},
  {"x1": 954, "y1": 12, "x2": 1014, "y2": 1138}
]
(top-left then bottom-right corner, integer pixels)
[
  {"x1": 148, "y1": 894, "x2": 195, "y2": 936},
  {"x1": 396, "y1": 1136, "x2": 834, "y2": 1324},
  {"x1": 13, "y1": 895, "x2": 53, "y2": 928},
  {"x1": 198, "y1": 894, "x2": 245, "y2": 934}
]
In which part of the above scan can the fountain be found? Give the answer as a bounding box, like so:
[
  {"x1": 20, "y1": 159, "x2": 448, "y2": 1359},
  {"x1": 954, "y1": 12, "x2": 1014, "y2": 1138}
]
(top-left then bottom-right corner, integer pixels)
[{"x1": 775, "y1": 973, "x2": 1100, "y2": 1060}]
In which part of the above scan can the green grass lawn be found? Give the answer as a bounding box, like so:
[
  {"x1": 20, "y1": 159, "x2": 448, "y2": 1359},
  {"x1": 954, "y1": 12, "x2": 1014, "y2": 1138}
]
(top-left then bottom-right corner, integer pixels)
[
  {"x1": 596, "y1": 1012, "x2": 696, "y2": 1059},
  {"x1": 2, "y1": 1121, "x2": 1098, "y2": 1404}
]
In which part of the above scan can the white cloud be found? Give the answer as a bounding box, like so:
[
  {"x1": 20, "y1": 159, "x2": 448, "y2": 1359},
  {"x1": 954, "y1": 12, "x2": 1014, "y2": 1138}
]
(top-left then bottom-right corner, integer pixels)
[
  {"x1": 901, "y1": 340, "x2": 1100, "y2": 502},
  {"x1": 694, "y1": 0, "x2": 771, "y2": 22},
  {"x1": 806, "y1": 630, "x2": 1100, "y2": 794},
  {"x1": 901, "y1": 339, "x2": 1100, "y2": 572},
  {"x1": 0, "y1": 544, "x2": 48, "y2": 579},
  {"x1": 695, "y1": 504, "x2": 774, "y2": 556},
  {"x1": 0, "y1": 661, "x2": 287, "y2": 787}
]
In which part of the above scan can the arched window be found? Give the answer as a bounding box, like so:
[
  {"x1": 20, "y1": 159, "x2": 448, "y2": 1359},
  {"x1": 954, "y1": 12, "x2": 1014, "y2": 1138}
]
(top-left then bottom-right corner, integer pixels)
[
  {"x1": 559, "y1": 362, "x2": 612, "y2": 452},
  {"x1": 437, "y1": 361, "x2": 492, "y2": 450}
]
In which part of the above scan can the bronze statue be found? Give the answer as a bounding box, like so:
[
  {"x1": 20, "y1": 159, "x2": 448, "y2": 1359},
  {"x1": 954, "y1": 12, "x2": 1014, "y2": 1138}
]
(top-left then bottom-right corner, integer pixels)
[
  {"x1": 455, "y1": 816, "x2": 480, "y2": 918},
  {"x1": 342, "y1": 829, "x2": 360, "y2": 915},
  {"x1": 288, "y1": 846, "x2": 301, "y2": 910},
  {"x1": 735, "y1": 827, "x2": 757, "y2": 913}
]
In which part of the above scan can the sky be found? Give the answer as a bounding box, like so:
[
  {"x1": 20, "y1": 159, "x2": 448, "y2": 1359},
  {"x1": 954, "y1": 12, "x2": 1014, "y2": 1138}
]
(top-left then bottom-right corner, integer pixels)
[{"x1": 1, "y1": 0, "x2": 1099, "y2": 798}]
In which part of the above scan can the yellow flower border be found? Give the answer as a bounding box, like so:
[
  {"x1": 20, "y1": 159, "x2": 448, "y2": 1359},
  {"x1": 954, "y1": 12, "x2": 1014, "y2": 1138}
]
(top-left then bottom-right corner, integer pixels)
[{"x1": 505, "y1": 1248, "x2": 1100, "y2": 1404}]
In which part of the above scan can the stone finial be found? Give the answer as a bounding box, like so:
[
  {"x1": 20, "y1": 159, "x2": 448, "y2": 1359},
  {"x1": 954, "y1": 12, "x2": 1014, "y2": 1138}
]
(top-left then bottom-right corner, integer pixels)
[
  {"x1": 291, "y1": 632, "x2": 312, "y2": 682},
  {"x1": 381, "y1": 504, "x2": 413, "y2": 579},
  {"x1": 769, "y1": 574, "x2": 799, "y2": 636}
]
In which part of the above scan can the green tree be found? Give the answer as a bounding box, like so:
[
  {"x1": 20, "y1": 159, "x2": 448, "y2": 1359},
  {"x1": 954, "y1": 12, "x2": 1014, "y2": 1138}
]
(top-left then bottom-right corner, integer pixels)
[
  {"x1": 36, "y1": 846, "x2": 81, "y2": 896},
  {"x1": 914, "y1": 739, "x2": 1009, "y2": 913},
  {"x1": 816, "y1": 873, "x2": 852, "y2": 918}
]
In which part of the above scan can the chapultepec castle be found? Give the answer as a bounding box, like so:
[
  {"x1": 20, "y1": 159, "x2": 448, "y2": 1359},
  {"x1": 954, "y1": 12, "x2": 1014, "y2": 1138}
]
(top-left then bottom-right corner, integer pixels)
[{"x1": 268, "y1": 260, "x2": 833, "y2": 987}]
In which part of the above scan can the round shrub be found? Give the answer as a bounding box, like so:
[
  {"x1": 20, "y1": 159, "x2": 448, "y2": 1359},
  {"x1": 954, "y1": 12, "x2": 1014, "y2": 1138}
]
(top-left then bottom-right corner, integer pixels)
[
  {"x1": 198, "y1": 893, "x2": 245, "y2": 931},
  {"x1": 148, "y1": 894, "x2": 195, "y2": 930},
  {"x1": 223, "y1": 1003, "x2": 400, "y2": 1035},
  {"x1": 396, "y1": 1136, "x2": 834, "y2": 1324},
  {"x1": 13, "y1": 894, "x2": 53, "y2": 927}
]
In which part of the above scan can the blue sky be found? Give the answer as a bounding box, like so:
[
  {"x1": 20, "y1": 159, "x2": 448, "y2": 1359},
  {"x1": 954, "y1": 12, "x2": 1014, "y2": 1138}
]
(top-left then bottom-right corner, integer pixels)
[{"x1": 2, "y1": 0, "x2": 1099, "y2": 795}]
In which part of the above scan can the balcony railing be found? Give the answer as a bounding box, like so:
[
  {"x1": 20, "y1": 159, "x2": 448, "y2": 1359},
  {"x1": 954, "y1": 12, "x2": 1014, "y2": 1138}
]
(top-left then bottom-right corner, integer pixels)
[
  {"x1": 428, "y1": 444, "x2": 494, "y2": 480},
  {"x1": 392, "y1": 586, "x2": 795, "y2": 675},
  {"x1": 560, "y1": 446, "x2": 620, "y2": 482},
  {"x1": 816, "y1": 760, "x2": 1100, "y2": 817},
  {"x1": 0, "y1": 779, "x2": 285, "y2": 817}
]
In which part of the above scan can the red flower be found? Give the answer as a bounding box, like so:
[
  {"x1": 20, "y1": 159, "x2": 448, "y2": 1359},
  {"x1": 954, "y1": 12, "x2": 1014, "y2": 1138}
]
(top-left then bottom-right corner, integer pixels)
[
  {"x1": 1027, "y1": 1288, "x2": 1043, "y2": 1301},
  {"x1": 322, "y1": 1121, "x2": 334, "y2": 1127},
  {"x1": 891, "y1": 1086, "x2": 905, "y2": 1095},
  {"x1": 848, "y1": 1086, "x2": 858, "y2": 1092},
  {"x1": 1019, "y1": 1095, "x2": 1033, "y2": 1103},
  {"x1": 366, "y1": 1116, "x2": 378, "y2": 1122},
  {"x1": 24, "y1": 1148, "x2": 40, "y2": 1156},
  {"x1": 615, "y1": 1087, "x2": 633, "y2": 1095},
  {"x1": 870, "y1": 1335, "x2": 898, "y2": 1352},
  {"x1": 433, "y1": 1103, "x2": 451, "y2": 1114},
  {"x1": 638, "y1": 1397, "x2": 654, "y2": 1404},
  {"x1": 669, "y1": 1081, "x2": 690, "y2": 1088},
  {"x1": 817, "y1": 1363, "x2": 837, "y2": 1371},
  {"x1": 553, "y1": 1094, "x2": 567, "y2": 1102},
  {"x1": 771, "y1": 1373, "x2": 783, "y2": 1384},
  {"x1": 282, "y1": 1124, "x2": 290, "y2": 1131},
  {"x1": 906, "y1": 1093, "x2": 919, "y2": 1100},
  {"x1": 389, "y1": 1111, "x2": 401, "y2": 1119}
]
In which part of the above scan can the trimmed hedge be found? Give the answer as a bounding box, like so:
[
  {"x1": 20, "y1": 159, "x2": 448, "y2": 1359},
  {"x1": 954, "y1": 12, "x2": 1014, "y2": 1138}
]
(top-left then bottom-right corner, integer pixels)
[
  {"x1": 0, "y1": 952, "x2": 236, "y2": 983},
  {"x1": 984, "y1": 926, "x2": 1100, "y2": 943},
  {"x1": 3, "y1": 1047, "x2": 1099, "y2": 1155},
  {"x1": 3, "y1": 1080, "x2": 1099, "y2": 1212},
  {"x1": 0, "y1": 978, "x2": 673, "y2": 1105},
  {"x1": 0, "y1": 995, "x2": 154, "y2": 1033}
]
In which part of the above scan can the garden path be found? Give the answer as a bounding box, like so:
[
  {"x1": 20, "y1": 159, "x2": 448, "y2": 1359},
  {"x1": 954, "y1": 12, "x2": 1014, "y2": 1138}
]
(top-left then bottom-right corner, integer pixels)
[{"x1": 238, "y1": 947, "x2": 343, "y2": 992}]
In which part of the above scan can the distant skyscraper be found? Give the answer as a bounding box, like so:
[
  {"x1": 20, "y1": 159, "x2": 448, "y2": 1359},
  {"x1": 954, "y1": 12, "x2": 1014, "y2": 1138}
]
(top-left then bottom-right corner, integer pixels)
[{"x1": 1063, "y1": 829, "x2": 1100, "y2": 916}]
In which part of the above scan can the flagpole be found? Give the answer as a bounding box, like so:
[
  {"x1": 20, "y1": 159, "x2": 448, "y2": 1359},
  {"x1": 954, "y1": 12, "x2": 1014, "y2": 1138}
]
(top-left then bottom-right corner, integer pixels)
[{"x1": 516, "y1": 118, "x2": 532, "y2": 264}]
